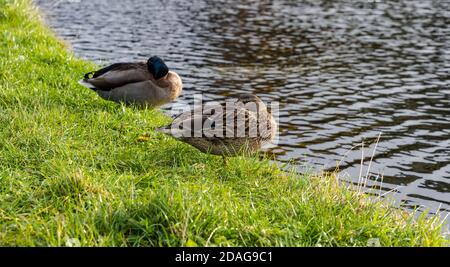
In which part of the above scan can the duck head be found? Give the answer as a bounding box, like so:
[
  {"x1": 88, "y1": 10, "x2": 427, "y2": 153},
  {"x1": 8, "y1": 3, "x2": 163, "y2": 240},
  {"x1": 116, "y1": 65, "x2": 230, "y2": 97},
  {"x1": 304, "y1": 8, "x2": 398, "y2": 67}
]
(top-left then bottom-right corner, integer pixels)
[
  {"x1": 147, "y1": 56, "x2": 169, "y2": 80},
  {"x1": 236, "y1": 94, "x2": 262, "y2": 104},
  {"x1": 235, "y1": 93, "x2": 268, "y2": 113}
]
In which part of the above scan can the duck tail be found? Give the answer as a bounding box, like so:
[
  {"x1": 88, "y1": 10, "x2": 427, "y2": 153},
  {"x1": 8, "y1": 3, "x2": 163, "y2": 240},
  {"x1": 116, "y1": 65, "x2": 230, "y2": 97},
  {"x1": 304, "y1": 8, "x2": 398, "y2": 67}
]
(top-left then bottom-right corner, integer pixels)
[
  {"x1": 155, "y1": 125, "x2": 172, "y2": 135},
  {"x1": 84, "y1": 71, "x2": 96, "y2": 79},
  {"x1": 78, "y1": 79, "x2": 97, "y2": 91},
  {"x1": 155, "y1": 125, "x2": 188, "y2": 138}
]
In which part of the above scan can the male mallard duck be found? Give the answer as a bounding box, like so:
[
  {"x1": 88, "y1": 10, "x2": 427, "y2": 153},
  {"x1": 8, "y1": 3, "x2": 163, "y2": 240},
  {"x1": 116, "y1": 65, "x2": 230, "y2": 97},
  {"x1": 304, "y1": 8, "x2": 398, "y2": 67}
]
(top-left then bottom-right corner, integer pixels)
[
  {"x1": 156, "y1": 94, "x2": 277, "y2": 160},
  {"x1": 79, "y1": 56, "x2": 182, "y2": 107}
]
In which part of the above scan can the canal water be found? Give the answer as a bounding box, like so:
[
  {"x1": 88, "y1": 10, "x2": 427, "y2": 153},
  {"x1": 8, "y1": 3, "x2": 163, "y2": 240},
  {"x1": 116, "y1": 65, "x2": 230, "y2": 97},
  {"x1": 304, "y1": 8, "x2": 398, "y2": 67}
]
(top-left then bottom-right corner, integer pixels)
[{"x1": 36, "y1": 0, "x2": 450, "y2": 219}]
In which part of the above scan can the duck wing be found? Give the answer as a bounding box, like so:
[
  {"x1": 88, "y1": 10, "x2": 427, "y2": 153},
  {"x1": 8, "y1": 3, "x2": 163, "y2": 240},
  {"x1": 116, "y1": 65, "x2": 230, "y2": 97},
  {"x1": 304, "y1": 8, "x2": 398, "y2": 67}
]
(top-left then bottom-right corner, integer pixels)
[
  {"x1": 159, "y1": 104, "x2": 259, "y2": 140},
  {"x1": 81, "y1": 62, "x2": 151, "y2": 91},
  {"x1": 157, "y1": 107, "x2": 212, "y2": 137}
]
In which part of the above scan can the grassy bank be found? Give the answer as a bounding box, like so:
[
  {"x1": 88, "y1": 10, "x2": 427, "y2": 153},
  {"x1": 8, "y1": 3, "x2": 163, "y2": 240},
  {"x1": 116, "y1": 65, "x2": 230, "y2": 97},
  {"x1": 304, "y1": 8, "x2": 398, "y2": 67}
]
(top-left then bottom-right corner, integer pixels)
[{"x1": 0, "y1": 0, "x2": 447, "y2": 246}]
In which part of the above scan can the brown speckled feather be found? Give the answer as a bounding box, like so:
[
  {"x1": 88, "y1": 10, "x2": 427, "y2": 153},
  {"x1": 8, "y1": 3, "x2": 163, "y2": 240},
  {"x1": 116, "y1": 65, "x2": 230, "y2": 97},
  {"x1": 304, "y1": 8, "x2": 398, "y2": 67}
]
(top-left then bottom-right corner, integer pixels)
[{"x1": 157, "y1": 95, "x2": 277, "y2": 156}]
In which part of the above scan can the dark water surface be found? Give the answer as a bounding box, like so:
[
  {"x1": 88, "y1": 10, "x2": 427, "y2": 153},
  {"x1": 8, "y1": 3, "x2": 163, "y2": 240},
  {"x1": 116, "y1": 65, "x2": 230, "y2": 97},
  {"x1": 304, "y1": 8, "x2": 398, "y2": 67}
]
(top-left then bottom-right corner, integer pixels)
[{"x1": 36, "y1": 0, "x2": 450, "y2": 218}]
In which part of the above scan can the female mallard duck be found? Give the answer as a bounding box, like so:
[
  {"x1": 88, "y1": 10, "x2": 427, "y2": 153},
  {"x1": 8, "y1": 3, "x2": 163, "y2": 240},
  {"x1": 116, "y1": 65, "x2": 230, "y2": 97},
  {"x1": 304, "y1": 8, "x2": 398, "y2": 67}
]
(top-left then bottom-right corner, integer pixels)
[
  {"x1": 79, "y1": 56, "x2": 182, "y2": 107},
  {"x1": 156, "y1": 94, "x2": 277, "y2": 159}
]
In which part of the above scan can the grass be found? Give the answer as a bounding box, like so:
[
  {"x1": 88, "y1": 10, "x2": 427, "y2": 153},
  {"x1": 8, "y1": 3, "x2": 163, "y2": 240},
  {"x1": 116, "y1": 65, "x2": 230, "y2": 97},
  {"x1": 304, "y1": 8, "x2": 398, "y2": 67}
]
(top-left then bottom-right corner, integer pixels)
[{"x1": 0, "y1": 0, "x2": 448, "y2": 247}]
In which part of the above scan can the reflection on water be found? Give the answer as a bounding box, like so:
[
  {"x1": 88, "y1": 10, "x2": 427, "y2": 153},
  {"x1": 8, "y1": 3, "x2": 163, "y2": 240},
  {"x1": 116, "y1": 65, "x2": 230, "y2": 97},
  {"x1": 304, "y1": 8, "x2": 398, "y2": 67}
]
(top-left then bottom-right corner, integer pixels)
[{"x1": 37, "y1": 0, "x2": 450, "y2": 217}]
